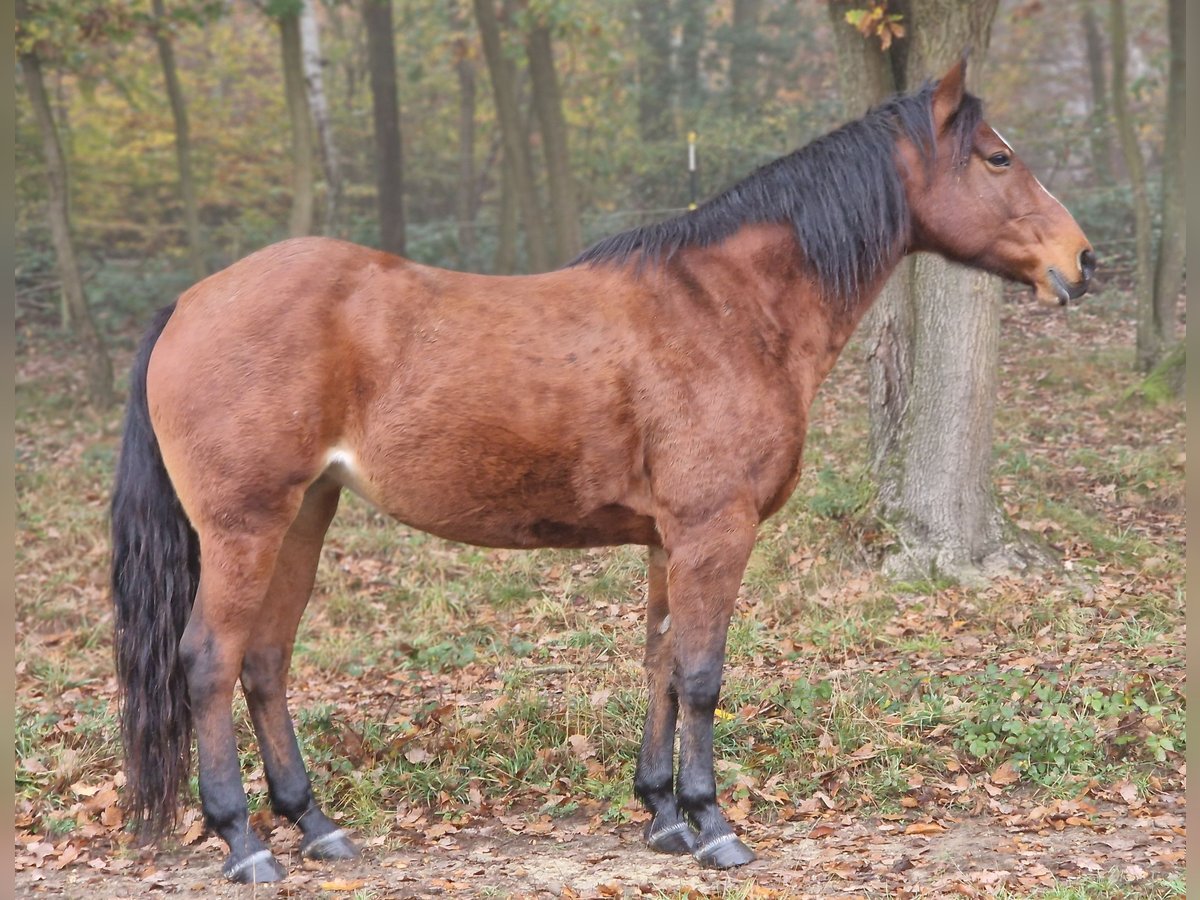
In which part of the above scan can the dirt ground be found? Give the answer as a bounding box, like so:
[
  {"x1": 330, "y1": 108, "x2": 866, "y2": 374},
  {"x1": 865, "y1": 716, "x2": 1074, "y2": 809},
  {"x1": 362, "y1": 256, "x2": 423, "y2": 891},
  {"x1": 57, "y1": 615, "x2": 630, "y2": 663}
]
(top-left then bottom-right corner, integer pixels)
[{"x1": 15, "y1": 793, "x2": 1184, "y2": 899}]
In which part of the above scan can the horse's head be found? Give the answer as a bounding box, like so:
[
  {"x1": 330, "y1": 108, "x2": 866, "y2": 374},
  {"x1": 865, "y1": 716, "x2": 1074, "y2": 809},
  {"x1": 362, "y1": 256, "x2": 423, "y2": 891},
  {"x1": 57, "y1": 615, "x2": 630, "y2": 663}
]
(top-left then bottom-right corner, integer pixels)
[{"x1": 903, "y1": 57, "x2": 1095, "y2": 305}]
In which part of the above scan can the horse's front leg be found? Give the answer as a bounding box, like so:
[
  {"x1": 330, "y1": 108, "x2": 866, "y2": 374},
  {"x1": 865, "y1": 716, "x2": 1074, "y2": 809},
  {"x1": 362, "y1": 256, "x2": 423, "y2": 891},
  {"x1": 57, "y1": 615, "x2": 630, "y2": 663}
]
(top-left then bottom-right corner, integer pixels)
[
  {"x1": 634, "y1": 546, "x2": 696, "y2": 854},
  {"x1": 666, "y1": 513, "x2": 758, "y2": 868}
]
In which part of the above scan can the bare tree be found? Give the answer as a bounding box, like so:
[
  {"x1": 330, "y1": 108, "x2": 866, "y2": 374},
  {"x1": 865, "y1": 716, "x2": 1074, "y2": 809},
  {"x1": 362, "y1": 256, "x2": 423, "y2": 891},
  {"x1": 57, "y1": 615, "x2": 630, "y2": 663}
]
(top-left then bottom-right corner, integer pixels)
[
  {"x1": 1150, "y1": 0, "x2": 1184, "y2": 361},
  {"x1": 1079, "y1": 0, "x2": 1116, "y2": 182},
  {"x1": 151, "y1": 0, "x2": 205, "y2": 279},
  {"x1": 524, "y1": 10, "x2": 582, "y2": 264},
  {"x1": 1108, "y1": 0, "x2": 1155, "y2": 370},
  {"x1": 474, "y1": 0, "x2": 550, "y2": 271},
  {"x1": 17, "y1": 0, "x2": 113, "y2": 407},
  {"x1": 363, "y1": 0, "x2": 405, "y2": 254},
  {"x1": 276, "y1": 3, "x2": 315, "y2": 237},
  {"x1": 300, "y1": 0, "x2": 343, "y2": 234},
  {"x1": 454, "y1": 36, "x2": 479, "y2": 269}
]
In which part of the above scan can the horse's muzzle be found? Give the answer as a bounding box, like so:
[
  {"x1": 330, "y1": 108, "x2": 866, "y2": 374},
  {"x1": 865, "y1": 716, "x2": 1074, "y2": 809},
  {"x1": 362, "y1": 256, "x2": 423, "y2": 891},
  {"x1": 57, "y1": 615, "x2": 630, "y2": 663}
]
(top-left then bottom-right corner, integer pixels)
[{"x1": 1048, "y1": 266, "x2": 1090, "y2": 306}]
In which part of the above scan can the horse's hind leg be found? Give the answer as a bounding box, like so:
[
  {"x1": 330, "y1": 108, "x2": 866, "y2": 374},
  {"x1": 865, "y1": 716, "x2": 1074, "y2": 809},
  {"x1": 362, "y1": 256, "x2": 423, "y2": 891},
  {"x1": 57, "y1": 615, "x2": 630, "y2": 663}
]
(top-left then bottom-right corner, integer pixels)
[
  {"x1": 239, "y1": 478, "x2": 358, "y2": 862},
  {"x1": 634, "y1": 546, "x2": 696, "y2": 854},
  {"x1": 181, "y1": 518, "x2": 299, "y2": 884}
]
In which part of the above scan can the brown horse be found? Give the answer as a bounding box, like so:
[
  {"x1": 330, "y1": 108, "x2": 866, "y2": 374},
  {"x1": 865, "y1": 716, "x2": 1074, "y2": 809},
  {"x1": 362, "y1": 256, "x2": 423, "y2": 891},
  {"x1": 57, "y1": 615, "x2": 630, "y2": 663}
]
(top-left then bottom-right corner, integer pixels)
[{"x1": 111, "y1": 57, "x2": 1093, "y2": 882}]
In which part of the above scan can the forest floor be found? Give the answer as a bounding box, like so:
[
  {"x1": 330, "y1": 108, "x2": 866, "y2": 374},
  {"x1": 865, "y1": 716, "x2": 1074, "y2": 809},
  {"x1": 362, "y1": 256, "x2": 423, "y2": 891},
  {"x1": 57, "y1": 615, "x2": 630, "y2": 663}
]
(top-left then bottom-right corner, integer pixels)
[{"x1": 14, "y1": 282, "x2": 1185, "y2": 899}]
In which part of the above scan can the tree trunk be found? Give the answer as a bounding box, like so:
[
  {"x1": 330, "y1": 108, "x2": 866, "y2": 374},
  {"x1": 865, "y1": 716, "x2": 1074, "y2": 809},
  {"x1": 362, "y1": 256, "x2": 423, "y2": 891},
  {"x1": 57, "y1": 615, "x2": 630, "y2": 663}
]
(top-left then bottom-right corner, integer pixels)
[
  {"x1": 636, "y1": 0, "x2": 673, "y2": 141},
  {"x1": 678, "y1": 0, "x2": 707, "y2": 113},
  {"x1": 857, "y1": 0, "x2": 1042, "y2": 581},
  {"x1": 729, "y1": 0, "x2": 763, "y2": 111},
  {"x1": 151, "y1": 0, "x2": 205, "y2": 280},
  {"x1": 279, "y1": 10, "x2": 315, "y2": 237},
  {"x1": 363, "y1": 0, "x2": 406, "y2": 255},
  {"x1": 1150, "y1": 0, "x2": 1184, "y2": 357},
  {"x1": 1109, "y1": 0, "x2": 1155, "y2": 371},
  {"x1": 301, "y1": 0, "x2": 343, "y2": 235},
  {"x1": 17, "y1": 7, "x2": 114, "y2": 407},
  {"x1": 474, "y1": 0, "x2": 549, "y2": 271},
  {"x1": 525, "y1": 18, "x2": 581, "y2": 264},
  {"x1": 827, "y1": 1, "x2": 910, "y2": 484},
  {"x1": 455, "y1": 39, "x2": 478, "y2": 269},
  {"x1": 1080, "y1": 0, "x2": 1116, "y2": 182},
  {"x1": 493, "y1": 154, "x2": 518, "y2": 274}
]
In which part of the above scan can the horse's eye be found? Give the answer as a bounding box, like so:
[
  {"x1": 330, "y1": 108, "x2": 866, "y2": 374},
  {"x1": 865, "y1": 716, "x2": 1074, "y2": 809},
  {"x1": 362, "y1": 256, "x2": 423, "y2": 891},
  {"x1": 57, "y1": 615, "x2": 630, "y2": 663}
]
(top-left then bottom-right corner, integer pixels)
[{"x1": 987, "y1": 152, "x2": 1011, "y2": 168}]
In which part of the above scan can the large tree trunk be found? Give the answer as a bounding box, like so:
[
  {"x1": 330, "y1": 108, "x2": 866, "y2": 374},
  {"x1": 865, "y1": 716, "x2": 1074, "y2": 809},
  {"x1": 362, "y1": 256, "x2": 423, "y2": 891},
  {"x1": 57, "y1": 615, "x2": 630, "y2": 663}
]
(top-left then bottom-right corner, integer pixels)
[
  {"x1": 17, "y1": 4, "x2": 113, "y2": 407},
  {"x1": 151, "y1": 0, "x2": 205, "y2": 280},
  {"x1": 525, "y1": 17, "x2": 581, "y2": 264},
  {"x1": 474, "y1": 0, "x2": 549, "y2": 272},
  {"x1": 1109, "y1": 0, "x2": 1155, "y2": 371},
  {"x1": 826, "y1": 1, "x2": 910, "y2": 479},
  {"x1": 1150, "y1": 0, "x2": 1184, "y2": 358},
  {"x1": 636, "y1": 0, "x2": 673, "y2": 141},
  {"x1": 848, "y1": 0, "x2": 1043, "y2": 581},
  {"x1": 301, "y1": 0, "x2": 343, "y2": 235},
  {"x1": 279, "y1": 10, "x2": 315, "y2": 237},
  {"x1": 1080, "y1": 0, "x2": 1116, "y2": 182},
  {"x1": 363, "y1": 0, "x2": 406, "y2": 255},
  {"x1": 455, "y1": 38, "x2": 478, "y2": 269},
  {"x1": 729, "y1": 0, "x2": 763, "y2": 111}
]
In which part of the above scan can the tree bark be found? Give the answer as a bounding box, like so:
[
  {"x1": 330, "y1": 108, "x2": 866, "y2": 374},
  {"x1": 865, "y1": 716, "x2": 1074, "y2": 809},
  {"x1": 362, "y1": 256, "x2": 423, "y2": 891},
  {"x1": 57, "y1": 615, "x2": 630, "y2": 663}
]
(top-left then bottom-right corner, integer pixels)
[
  {"x1": 151, "y1": 0, "x2": 205, "y2": 280},
  {"x1": 493, "y1": 154, "x2": 518, "y2": 274},
  {"x1": 729, "y1": 0, "x2": 763, "y2": 111},
  {"x1": 826, "y1": 1, "x2": 910, "y2": 486},
  {"x1": 1109, "y1": 0, "x2": 1155, "y2": 371},
  {"x1": 1080, "y1": 0, "x2": 1116, "y2": 182},
  {"x1": 474, "y1": 0, "x2": 549, "y2": 271},
  {"x1": 1150, "y1": 0, "x2": 1184, "y2": 357},
  {"x1": 525, "y1": 17, "x2": 581, "y2": 264},
  {"x1": 279, "y1": 9, "x2": 315, "y2": 237},
  {"x1": 455, "y1": 38, "x2": 478, "y2": 269},
  {"x1": 301, "y1": 0, "x2": 343, "y2": 235},
  {"x1": 636, "y1": 0, "x2": 674, "y2": 141},
  {"x1": 838, "y1": 0, "x2": 1040, "y2": 581},
  {"x1": 17, "y1": 2, "x2": 114, "y2": 407},
  {"x1": 363, "y1": 0, "x2": 405, "y2": 255}
]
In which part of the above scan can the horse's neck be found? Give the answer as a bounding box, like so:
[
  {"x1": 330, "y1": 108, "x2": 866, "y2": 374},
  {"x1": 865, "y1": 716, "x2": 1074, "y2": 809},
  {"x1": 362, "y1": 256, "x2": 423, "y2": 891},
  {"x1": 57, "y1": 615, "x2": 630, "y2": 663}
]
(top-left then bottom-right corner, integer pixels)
[{"x1": 689, "y1": 222, "x2": 896, "y2": 401}]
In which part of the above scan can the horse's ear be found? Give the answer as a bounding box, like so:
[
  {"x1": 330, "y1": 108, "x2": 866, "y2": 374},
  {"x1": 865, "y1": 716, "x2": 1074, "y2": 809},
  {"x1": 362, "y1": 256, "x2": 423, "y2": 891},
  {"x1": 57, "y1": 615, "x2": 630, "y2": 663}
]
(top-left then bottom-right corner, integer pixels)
[{"x1": 931, "y1": 52, "x2": 969, "y2": 133}]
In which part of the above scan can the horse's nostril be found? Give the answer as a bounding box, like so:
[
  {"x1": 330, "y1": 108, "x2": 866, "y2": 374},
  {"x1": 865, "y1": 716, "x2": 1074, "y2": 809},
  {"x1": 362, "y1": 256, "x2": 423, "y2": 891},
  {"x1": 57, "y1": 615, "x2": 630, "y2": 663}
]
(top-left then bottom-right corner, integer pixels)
[{"x1": 1079, "y1": 249, "x2": 1097, "y2": 282}]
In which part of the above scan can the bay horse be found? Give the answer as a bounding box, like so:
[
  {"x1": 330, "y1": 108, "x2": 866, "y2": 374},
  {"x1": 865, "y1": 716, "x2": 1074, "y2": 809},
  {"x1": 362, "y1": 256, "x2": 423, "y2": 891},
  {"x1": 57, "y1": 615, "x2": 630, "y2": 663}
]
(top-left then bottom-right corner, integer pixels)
[{"x1": 111, "y1": 57, "x2": 1094, "y2": 883}]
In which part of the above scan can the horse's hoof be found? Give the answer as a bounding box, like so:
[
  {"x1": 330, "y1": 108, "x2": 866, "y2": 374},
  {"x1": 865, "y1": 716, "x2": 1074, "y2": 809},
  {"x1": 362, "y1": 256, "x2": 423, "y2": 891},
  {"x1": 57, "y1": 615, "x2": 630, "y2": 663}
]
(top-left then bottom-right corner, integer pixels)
[
  {"x1": 302, "y1": 828, "x2": 360, "y2": 861},
  {"x1": 644, "y1": 818, "x2": 697, "y2": 855},
  {"x1": 693, "y1": 832, "x2": 756, "y2": 869},
  {"x1": 222, "y1": 848, "x2": 287, "y2": 883}
]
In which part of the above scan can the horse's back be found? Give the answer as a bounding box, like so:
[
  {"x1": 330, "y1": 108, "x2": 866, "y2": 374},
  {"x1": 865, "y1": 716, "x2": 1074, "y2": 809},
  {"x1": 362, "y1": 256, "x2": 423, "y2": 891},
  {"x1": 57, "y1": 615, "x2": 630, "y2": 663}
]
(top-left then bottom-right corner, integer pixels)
[{"x1": 146, "y1": 237, "x2": 662, "y2": 546}]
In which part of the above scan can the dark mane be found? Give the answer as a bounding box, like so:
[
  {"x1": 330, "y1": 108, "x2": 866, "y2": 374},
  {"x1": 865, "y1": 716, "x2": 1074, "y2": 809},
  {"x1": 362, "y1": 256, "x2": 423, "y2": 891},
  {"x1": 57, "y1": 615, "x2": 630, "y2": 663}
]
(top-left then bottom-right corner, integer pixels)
[{"x1": 571, "y1": 82, "x2": 983, "y2": 303}]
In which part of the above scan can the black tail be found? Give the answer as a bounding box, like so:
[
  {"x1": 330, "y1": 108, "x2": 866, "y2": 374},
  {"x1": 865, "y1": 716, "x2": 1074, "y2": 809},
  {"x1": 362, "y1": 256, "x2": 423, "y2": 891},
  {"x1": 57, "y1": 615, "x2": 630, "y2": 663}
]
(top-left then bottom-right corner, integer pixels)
[{"x1": 111, "y1": 302, "x2": 199, "y2": 840}]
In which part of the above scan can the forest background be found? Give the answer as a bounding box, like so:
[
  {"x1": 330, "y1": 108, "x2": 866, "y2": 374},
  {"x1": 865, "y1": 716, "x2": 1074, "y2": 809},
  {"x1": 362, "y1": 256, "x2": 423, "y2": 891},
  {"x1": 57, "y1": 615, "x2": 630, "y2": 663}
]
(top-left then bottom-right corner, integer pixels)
[{"x1": 15, "y1": 0, "x2": 1186, "y2": 897}]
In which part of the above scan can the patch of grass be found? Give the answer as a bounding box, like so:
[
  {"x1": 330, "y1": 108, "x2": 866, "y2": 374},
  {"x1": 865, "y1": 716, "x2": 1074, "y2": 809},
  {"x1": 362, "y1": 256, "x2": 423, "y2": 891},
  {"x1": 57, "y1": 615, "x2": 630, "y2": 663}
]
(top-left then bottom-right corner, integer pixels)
[{"x1": 998, "y1": 872, "x2": 1185, "y2": 899}]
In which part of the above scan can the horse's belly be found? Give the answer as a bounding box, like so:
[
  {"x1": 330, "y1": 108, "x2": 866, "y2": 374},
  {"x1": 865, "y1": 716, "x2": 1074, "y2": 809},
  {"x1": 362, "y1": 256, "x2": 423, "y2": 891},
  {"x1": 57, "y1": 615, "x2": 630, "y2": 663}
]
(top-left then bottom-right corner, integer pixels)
[{"x1": 324, "y1": 437, "x2": 656, "y2": 550}]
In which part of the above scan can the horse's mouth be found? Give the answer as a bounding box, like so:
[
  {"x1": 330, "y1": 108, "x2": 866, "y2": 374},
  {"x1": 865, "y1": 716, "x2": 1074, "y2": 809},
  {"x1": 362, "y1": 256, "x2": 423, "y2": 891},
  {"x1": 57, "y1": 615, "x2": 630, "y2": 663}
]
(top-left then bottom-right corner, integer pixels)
[{"x1": 1047, "y1": 267, "x2": 1089, "y2": 306}]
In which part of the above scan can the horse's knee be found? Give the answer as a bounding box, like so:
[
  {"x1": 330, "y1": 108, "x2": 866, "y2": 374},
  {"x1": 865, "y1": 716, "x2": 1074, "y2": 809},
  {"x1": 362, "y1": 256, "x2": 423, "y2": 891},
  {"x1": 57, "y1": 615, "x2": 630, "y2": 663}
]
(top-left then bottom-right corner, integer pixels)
[{"x1": 676, "y1": 663, "x2": 723, "y2": 712}]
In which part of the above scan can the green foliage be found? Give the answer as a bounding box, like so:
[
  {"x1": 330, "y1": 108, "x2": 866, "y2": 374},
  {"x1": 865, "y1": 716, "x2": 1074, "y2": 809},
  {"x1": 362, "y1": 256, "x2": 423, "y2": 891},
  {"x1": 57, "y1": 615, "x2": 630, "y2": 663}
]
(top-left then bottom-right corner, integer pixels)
[{"x1": 953, "y1": 666, "x2": 1185, "y2": 777}]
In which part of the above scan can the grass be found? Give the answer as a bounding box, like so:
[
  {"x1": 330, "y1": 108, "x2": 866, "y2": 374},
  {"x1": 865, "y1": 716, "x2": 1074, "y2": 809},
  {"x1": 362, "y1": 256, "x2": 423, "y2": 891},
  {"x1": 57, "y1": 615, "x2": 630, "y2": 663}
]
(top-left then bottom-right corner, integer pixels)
[{"x1": 14, "y1": 290, "x2": 1185, "y2": 894}]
